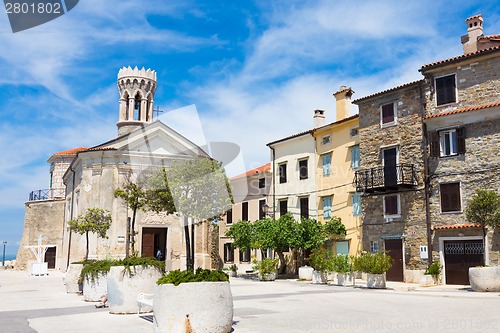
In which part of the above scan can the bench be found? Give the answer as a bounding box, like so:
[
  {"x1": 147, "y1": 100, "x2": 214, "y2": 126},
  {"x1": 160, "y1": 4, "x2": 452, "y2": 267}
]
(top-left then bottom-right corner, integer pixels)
[{"x1": 136, "y1": 293, "x2": 154, "y2": 314}]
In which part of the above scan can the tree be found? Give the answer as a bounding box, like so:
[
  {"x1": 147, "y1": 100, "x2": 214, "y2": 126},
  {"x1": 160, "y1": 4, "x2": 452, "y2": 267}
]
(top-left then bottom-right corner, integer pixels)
[
  {"x1": 114, "y1": 180, "x2": 148, "y2": 258},
  {"x1": 224, "y1": 220, "x2": 256, "y2": 251},
  {"x1": 68, "y1": 208, "x2": 112, "y2": 260},
  {"x1": 145, "y1": 158, "x2": 232, "y2": 271},
  {"x1": 296, "y1": 217, "x2": 326, "y2": 266},
  {"x1": 465, "y1": 189, "x2": 500, "y2": 261}
]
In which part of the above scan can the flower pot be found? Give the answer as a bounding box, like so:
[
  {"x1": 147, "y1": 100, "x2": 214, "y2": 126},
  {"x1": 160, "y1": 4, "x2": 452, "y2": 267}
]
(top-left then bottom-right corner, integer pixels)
[
  {"x1": 259, "y1": 272, "x2": 277, "y2": 281},
  {"x1": 153, "y1": 282, "x2": 233, "y2": 333},
  {"x1": 298, "y1": 266, "x2": 314, "y2": 281},
  {"x1": 64, "y1": 263, "x2": 83, "y2": 294},
  {"x1": 419, "y1": 274, "x2": 438, "y2": 287},
  {"x1": 83, "y1": 272, "x2": 107, "y2": 302},
  {"x1": 367, "y1": 273, "x2": 386, "y2": 289},
  {"x1": 469, "y1": 266, "x2": 500, "y2": 292},
  {"x1": 337, "y1": 273, "x2": 351, "y2": 286},
  {"x1": 229, "y1": 271, "x2": 237, "y2": 277},
  {"x1": 107, "y1": 265, "x2": 163, "y2": 314},
  {"x1": 312, "y1": 270, "x2": 328, "y2": 284}
]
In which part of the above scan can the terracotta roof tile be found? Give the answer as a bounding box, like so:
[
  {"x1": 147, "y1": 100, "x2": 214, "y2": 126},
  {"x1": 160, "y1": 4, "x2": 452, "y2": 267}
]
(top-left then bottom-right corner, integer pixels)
[
  {"x1": 54, "y1": 147, "x2": 88, "y2": 155},
  {"x1": 466, "y1": 14, "x2": 482, "y2": 21},
  {"x1": 353, "y1": 80, "x2": 424, "y2": 103},
  {"x1": 433, "y1": 223, "x2": 482, "y2": 230},
  {"x1": 230, "y1": 163, "x2": 271, "y2": 181},
  {"x1": 424, "y1": 101, "x2": 500, "y2": 119},
  {"x1": 420, "y1": 45, "x2": 500, "y2": 71}
]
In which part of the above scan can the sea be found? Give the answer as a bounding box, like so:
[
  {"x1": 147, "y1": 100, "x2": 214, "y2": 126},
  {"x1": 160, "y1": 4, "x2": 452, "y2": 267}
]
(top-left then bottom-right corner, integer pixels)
[{"x1": 3, "y1": 254, "x2": 16, "y2": 261}]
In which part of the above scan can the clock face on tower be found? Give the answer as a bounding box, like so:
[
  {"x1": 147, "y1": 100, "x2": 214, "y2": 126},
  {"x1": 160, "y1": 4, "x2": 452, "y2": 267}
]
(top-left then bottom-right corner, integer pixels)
[{"x1": 84, "y1": 184, "x2": 91, "y2": 192}]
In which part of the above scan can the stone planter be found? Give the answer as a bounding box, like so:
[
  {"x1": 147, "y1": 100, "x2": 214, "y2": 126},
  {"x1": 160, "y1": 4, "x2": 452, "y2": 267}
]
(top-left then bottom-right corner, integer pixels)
[
  {"x1": 367, "y1": 273, "x2": 386, "y2": 289},
  {"x1": 153, "y1": 282, "x2": 233, "y2": 333},
  {"x1": 83, "y1": 272, "x2": 107, "y2": 302},
  {"x1": 259, "y1": 272, "x2": 277, "y2": 281},
  {"x1": 469, "y1": 266, "x2": 500, "y2": 292},
  {"x1": 419, "y1": 274, "x2": 439, "y2": 287},
  {"x1": 337, "y1": 273, "x2": 352, "y2": 286},
  {"x1": 107, "y1": 265, "x2": 162, "y2": 314},
  {"x1": 298, "y1": 266, "x2": 314, "y2": 280},
  {"x1": 312, "y1": 270, "x2": 328, "y2": 284},
  {"x1": 229, "y1": 271, "x2": 237, "y2": 277},
  {"x1": 64, "y1": 263, "x2": 83, "y2": 294}
]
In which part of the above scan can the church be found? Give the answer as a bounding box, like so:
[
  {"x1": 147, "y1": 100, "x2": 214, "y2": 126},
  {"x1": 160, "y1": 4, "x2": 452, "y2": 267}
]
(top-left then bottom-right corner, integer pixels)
[{"x1": 16, "y1": 67, "x2": 219, "y2": 272}]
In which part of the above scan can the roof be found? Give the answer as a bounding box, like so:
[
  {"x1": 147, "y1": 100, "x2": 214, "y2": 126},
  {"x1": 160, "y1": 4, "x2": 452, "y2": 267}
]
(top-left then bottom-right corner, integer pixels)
[
  {"x1": 433, "y1": 224, "x2": 482, "y2": 230},
  {"x1": 352, "y1": 80, "x2": 424, "y2": 103},
  {"x1": 424, "y1": 101, "x2": 500, "y2": 119},
  {"x1": 230, "y1": 163, "x2": 271, "y2": 181},
  {"x1": 54, "y1": 147, "x2": 88, "y2": 155},
  {"x1": 420, "y1": 45, "x2": 500, "y2": 71},
  {"x1": 267, "y1": 114, "x2": 359, "y2": 146}
]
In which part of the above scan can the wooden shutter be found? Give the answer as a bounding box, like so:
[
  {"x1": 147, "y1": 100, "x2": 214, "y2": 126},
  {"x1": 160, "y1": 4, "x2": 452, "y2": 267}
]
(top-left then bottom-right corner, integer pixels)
[
  {"x1": 382, "y1": 103, "x2": 394, "y2": 123},
  {"x1": 242, "y1": 202, "x2": 249, "y2": 221},
  {"x1": 428, "y1": 131, "x2": 440, "y2": 157},
  {"x1": 456, "y1": 127, "x2": 466, "y2": 154},
  {"x1": 279, "y1": 200, "x2": 288, "y2": 216},
  {"x1": 440, "y1": 183, "x2": 461, "y2": 212}
]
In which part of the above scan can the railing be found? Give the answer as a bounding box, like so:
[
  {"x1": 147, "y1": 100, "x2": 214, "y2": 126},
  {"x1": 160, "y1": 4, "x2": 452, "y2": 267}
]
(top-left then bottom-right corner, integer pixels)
[
  {"x1": 28, "y1": 188, "x2": 65, "y2": 201},
  {"x1": 354, "y1": 164, "x2": 417, "y2": 193}
]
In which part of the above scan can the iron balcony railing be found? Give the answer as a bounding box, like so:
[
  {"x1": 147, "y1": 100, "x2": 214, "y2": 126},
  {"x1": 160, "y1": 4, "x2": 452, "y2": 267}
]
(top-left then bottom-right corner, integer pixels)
[
  {"x1": 28, "y1": 188, "x2": 65, "y2": 201},
  {"x1": 354, "y1": 164, "x2": 417, "y2": 193}
]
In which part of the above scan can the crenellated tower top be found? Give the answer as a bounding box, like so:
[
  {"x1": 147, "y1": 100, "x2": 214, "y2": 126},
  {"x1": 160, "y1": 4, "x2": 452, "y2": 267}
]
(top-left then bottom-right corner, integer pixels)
[{"x1": 116, "y1": 66, "x2": 158, "y2": 136}]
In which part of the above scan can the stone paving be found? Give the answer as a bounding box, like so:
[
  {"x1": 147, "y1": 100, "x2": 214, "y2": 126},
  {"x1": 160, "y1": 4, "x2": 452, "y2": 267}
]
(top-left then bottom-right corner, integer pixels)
[{"x1": 1, "y1": 269, "x2": 499, "y2": 332}]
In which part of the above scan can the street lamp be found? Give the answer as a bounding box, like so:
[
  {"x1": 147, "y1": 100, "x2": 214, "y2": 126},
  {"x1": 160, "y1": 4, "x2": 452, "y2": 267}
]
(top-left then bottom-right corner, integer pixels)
[
  {"x1": 262, "y1": 203, "x2": 273, "y2": 218},
  {"x1": 2, "y1": 241, "x2": 6, "y2": 267}
]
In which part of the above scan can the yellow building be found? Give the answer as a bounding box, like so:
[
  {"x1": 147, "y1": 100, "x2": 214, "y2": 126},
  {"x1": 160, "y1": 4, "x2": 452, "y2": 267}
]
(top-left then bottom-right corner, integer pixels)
[{"x1": 313, "y1": 87, "x2": 361, "y2": 256}]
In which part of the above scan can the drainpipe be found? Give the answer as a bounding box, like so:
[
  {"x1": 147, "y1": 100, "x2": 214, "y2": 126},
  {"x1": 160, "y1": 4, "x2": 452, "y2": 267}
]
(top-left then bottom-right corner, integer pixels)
[
  {"x1": 420, "y1": 81, "x2": 433, "y2": 267},
  {"x1": 66, "y1": 165, "x2": 76, "y2": 270}
]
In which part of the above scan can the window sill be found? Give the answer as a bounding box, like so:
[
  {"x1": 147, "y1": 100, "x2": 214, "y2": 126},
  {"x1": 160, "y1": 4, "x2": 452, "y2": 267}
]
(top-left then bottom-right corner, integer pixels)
[
  {"x1": 435, "y1": 102, "x2": 457, "y2": 108},
  {"x1": 439, "y1": 154, "x2": 460, "y2": 159},
  {"x1": 440, "y1": 211, "x2": 463, "y2": 215},
  {"x1": 381, "y1": 122, "x2": 397, "y2": 129},
  {"x1": 384, "y1": 214, "x2": 401, "y2": 219}
]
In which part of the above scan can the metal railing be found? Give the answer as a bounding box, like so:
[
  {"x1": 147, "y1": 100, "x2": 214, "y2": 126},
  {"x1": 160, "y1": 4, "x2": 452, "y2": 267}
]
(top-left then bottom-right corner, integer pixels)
[
  {"x1": 28, "y1": 188, "x2": 65, "y2": 201},
  {"x1": 354, "y1": 164, "x2": 417, "y2": 193}
]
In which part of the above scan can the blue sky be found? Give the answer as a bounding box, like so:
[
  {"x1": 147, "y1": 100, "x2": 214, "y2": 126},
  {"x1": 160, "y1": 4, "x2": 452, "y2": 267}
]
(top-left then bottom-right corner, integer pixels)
[{"x1": 0, "y1": 0, "x2": 499, "y2": 256}]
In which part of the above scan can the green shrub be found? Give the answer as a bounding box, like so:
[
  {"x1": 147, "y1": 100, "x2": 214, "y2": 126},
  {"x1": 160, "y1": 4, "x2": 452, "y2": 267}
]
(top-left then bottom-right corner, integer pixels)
[
  {"x1": 424, "y1": 262, "x2": 442, "y2": 277},
  {"x1": 115, "y1": 256, "x2": 165, "y2": 277},
  {"x1": 307, "y1": 248, "x2": 334, "y2": 273},
  {"x1": 253, "y1": 258, "x2": 279, "y2": 278},
  {"x1": 157, "y1": 268, "x2": 229, "y2": 286},
  {"x1": 353, "y1": 251, "x2": 393, "y2": 274},
  {"x1": 80, "y1": 259, "x2": 114, "y2": 284},
  {"x1": 331, "y1": 255, "x2": 352, "y2": 274},
  {"x1": 228, "y1": 264, "x2": 238, "y2": 272}
]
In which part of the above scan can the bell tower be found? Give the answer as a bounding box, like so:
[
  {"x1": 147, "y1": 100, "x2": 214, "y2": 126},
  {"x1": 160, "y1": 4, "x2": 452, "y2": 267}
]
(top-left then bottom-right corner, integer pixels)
[{"x1": 116, "y1": 66, "x2": 157, "y2": 136}]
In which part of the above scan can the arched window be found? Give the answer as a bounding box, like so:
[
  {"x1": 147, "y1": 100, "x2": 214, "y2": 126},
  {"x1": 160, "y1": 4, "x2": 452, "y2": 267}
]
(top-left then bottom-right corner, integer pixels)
[
  {"x1": 123, "y1": 91, "x2": 130, "y2": 120},
  {"x1": 146, "y1": 94, "x2": 152, "y2": 122},
  {"x1": 134, "y1": 92, "x2": 142, "y2": 121}
]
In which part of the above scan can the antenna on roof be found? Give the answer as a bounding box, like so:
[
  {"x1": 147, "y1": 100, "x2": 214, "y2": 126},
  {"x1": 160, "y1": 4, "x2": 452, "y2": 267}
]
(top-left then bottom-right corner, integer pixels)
[{"x1": 153, "y1": 106, "x2": 164, "y2": 120}]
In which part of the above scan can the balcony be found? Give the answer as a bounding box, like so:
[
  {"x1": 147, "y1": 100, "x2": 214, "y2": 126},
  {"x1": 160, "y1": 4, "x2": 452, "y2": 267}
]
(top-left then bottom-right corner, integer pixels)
[
  {"x1": 28, "y1": 188, "x2": 65, "y2": 201},
  {"x1": 354, "y1": 164, "x2": 417, "y2": 193}
]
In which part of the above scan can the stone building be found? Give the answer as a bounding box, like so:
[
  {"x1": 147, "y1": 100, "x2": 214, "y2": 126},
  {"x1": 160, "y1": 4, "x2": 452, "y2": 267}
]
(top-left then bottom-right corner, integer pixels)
[
  {"x1": 17, "y1": 66, "x2": 217, "y2": 272},
  {"x1": 420, "y1": 14, "x2": 500, "y2": 285},
  {"x1": 353, "y1": 81, "x2": 426, "y2": 283}
]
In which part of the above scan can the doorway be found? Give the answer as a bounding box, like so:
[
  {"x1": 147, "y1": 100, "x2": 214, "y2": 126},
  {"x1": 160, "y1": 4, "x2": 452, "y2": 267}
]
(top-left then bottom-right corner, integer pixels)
[
  {"x1": 384, "y1": 239, "x2": 404, "y2": 281},
  {"x1": 382, "y1": 147, "x2": 398, "y2": 188},
  {"x1": 443, "y1": 239, "x2": 484, "y2": 285},
  {"x1": 44, "y1": 247, "x2": 56, "y2": 269},
  {"x1": 141, "y1": 228, "x2": 168, "y2": 259}
]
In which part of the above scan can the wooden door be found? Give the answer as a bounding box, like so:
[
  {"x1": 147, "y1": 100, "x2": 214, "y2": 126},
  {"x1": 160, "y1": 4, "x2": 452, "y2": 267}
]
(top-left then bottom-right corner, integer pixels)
[
  {"x1": 383, "y1": 148, "x2": 397, "y2": 188},
  {"x1": 444, "y1": 240, "x2": 483, "y2": 285},
  {"x1": 44, "y1": 247, "x2": 56, "y2": 269},
  {"x1": 385, "y1": 239, "x2": 404, "y2": 282},
  {"x1": 141, "y1": 230, "x2": 155, "y2": 258}
]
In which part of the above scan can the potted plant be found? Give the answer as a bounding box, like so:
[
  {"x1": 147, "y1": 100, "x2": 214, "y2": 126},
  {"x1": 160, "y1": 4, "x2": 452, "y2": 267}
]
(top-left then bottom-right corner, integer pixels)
[
  {"x1": 154, "y1": 268, "x2": 232, "y2": 333},
  {"x1": 354, "y1": 251, "x2": 392, "y2": 289},
  {"x1": 107, "y1": 256, "x2": 165, "y2": 314},
  {"x1": 253, "y1": 258, "x2": 279, "y2": 281},
  {"x1": 227, "y1": 264, "x2": 238, "y2": 277},
  {"x1": 81, "y1": 259, "x2": 113, "y2": 302},
  {"x1": 420, "y1": 261, "x2": 442, "y2": 287},
  {"x1": 308, "y1": 248, "x2": 334, "y2": 284},
  {"x1": 331, "y1": 254, "x2": 352, "y2": 286}
]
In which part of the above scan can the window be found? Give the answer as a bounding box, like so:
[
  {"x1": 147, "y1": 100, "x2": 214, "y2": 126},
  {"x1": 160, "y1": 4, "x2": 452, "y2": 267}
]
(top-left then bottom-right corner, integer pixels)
[
  {"x1": 370, "y1": 241, "x2": 379, "y2": 253},
  {"x1": 350, "y1": 127, "x2": 359, "y2": 137},
  {"x1": 279, "y1": 163, "x2": 287, "y2": 183},
  {"x1": 381, "y1": 102, "x2": 396, "y2": 126},
  {"x1": 239, "y1": 249, "x2": 251, "y2": 262},
  {"x1": 300, "y1": 197, "x2": 309, "y2": 219},
  {"x1": 223, "y1": 243, "x2": 234, "y2": 263},
  {"x1": 258, "y1": 177, "x2": 265, "y2": 189},
  {"x1": 322, "y1": 135, "x2": 331, "y2": 145},
  {"x1": 242, "y1": 202, "x2": 249, "y2": 221},
  {"x1": 440, "y1": 183, "x2": 461, "y2": 212},
  {"x1": 279, "y1": 199, "x2": 288, "y2": 216},
  {"x1": 351, "y1": 145, "x2": 360, "y2": 170},
  {"x1": 226, "y1": 208, "x2": 233, "y2": 225},
  {"x1": 430, "y1": 128, "x2": 465, "y2": 157},
  {"x1": 436, "y1": 74, "x2": 456, "y2": 106},
  {"x1": 335, "y1": 241, "x2": 349, "y2": 255},
  {"x1": 322, "y1": 153, "x2": 332, "y2": 176},
  {"x1": 322, "y1": 196, "x2": 332, "y2": 220},
  {"x1": 352, "y1": 193, "x2": 362, "y2": 216},
  {"x1": 299, "y1": 159, "x2": 308, "y2": 180},
  {"x1": 259, "y1": 199, "x2": 266, "y2": 220},
  {"x1": 383, "y1": 194, "x2": 400, "y2": 217}
]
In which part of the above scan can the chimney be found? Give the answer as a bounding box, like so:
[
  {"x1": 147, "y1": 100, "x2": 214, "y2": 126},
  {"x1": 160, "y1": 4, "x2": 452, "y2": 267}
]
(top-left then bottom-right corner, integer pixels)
[
  {"x1": 333, "y1": 86, "x2": 354, "y2": 121},
  {"x1": 313, "y1": 109, "x2": 325, "y2": 128},
  {"x1": 461, "y1": 14, "x2": 484, "y2": 54}
]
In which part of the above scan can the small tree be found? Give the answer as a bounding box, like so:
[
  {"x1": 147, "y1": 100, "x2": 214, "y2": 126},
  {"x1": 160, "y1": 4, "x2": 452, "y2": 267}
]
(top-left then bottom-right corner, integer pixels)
[
  {"x1": 465, "y1": 189, "x2": 500, "y2": 262},
  {"x1": 68, "y1": 208, "x2": 112, "y2": 260},
  {"x1": 224, "y1": 220, "x2": 256, "y2": 252},
  {"x1": 296, "y1": 217, "x2": 325, "y2": 266}
]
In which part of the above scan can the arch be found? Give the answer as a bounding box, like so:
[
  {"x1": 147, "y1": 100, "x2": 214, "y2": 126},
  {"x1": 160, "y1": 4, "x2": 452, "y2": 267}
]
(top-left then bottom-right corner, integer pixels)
[
  {"x1": 134, "y1": 92, "x2": 143, "y2": 121},
  {"x1": 146, "y1": 93, "x2": 152, "y2": 122},
  {"x1": 122, "y1": 91, "x2": 130, "y2": 120}
]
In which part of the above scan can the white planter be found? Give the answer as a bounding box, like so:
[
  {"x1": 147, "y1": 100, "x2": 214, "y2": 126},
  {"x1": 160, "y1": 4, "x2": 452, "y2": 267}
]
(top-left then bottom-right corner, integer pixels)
[
  {"x1": 367, "y1": 273, "x2": 386, "y2": 289},
  {"x1": 259, "y1": 272, "x2": 277, "y2": 281},
  {"x1": 469, "y1": 266, "x2": 500, "y2": 292},
  {"x1": 337, "y1": 273, "x2": 351, "y2": 286},
  {"x1": 83, "y1": 272, "x2": 107, "y2": 302},
  {"x1": 229, "y1": 271, "x2": 237, "y2": 277},
  {"x1": 107, "y1": 265, "x2": 163, "y2": 314},
  {"x1": 154, "y1": 282, "x2": 233, "y2": 333},
  {"x1": 312, "y1": 270, "x2": 328, "y2": 284},
  {"x1": 298, "y1": 266, "x2": 314, "y2": 280},
  {"x1": 419, "y1": 274, "x2": 438, "y2": 287},
  {"x1": 64, "y1": 263, "x2": 83, "y2": 294}
]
